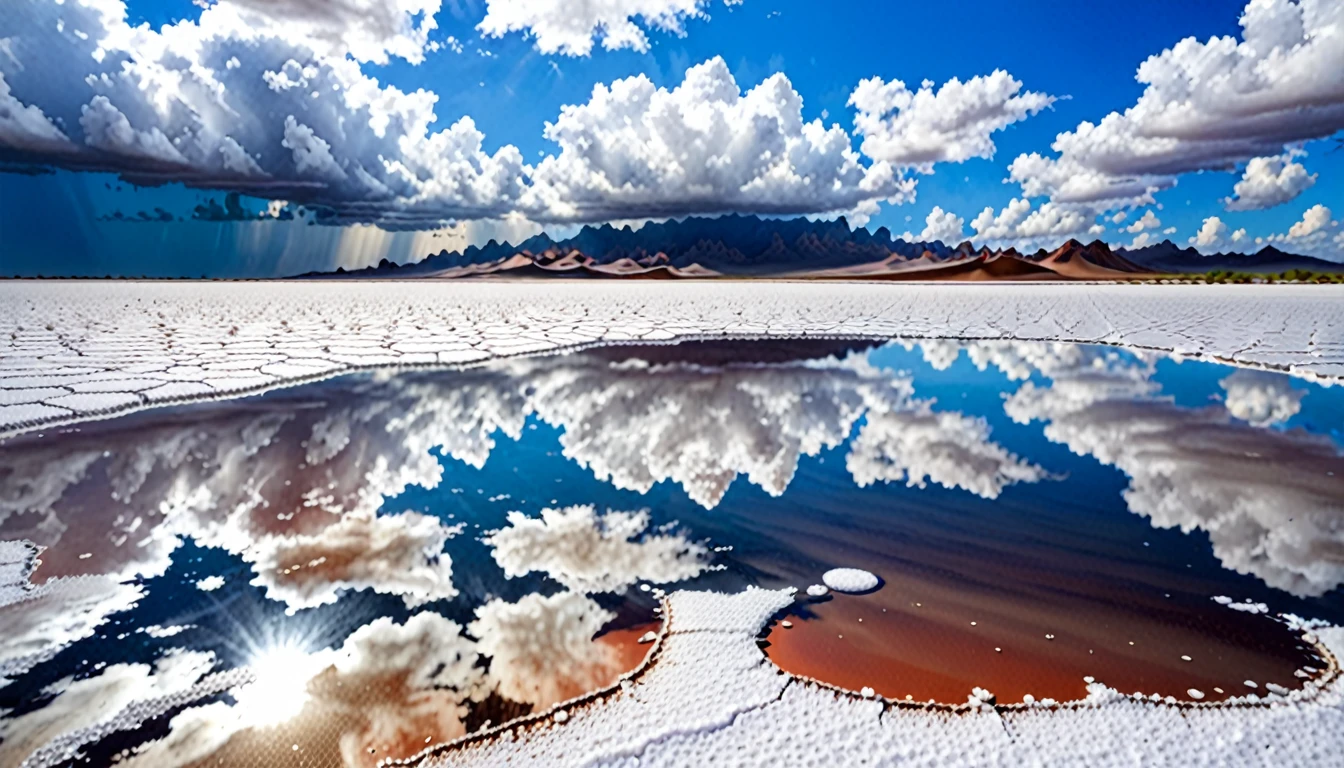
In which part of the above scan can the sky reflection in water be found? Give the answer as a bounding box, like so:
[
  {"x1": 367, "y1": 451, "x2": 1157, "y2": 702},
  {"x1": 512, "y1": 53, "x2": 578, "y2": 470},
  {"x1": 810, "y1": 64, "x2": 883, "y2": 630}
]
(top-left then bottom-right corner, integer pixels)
[{"x1": 1, "y1": 338, "x2": 1342, "y2": 766}]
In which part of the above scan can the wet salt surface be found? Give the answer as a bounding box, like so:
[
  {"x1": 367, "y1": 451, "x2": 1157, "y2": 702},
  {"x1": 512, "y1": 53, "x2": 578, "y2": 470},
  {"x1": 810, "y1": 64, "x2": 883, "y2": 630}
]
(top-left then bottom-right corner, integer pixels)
[{"x1": 1, "y1": 337, "x2": 1343, "y2": 765}]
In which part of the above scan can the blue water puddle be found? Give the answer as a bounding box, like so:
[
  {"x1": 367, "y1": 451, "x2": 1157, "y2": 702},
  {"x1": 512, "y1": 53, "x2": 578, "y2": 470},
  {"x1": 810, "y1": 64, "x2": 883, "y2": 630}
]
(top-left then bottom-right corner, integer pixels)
[{"x1": 1, "y1": 337, "x2": 1341, "y2": 764}]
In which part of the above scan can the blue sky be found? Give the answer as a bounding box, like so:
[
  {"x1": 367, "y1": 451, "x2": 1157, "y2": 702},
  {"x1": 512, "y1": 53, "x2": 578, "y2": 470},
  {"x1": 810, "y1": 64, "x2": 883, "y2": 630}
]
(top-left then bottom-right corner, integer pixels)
[{"x1": 1, "y1": 0, "x2": 1341, "y2": 276}]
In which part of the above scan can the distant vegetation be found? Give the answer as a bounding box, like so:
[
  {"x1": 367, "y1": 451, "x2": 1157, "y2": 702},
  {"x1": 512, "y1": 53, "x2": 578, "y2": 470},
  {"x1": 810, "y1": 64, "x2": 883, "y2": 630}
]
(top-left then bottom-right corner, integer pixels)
[{"x1": 1129, "y1": 269, "x2": 1344, "y2": 284}]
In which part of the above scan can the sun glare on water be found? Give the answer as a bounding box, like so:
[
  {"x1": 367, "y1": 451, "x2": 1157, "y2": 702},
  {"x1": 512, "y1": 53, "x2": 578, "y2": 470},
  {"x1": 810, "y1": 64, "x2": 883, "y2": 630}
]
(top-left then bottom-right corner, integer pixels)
[{"x1": 235, "y1": 644, "x2": 326, "y2": 725}]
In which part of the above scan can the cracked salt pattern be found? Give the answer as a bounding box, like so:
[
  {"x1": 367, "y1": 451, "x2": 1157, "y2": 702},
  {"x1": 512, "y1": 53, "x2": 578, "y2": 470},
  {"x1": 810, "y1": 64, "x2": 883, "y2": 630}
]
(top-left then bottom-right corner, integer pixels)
[
  {"x1": 3, "y1": 282, "x2": 1343, "y2": 437},
  {"x1": 424, "y1": 589, "x2": 1344, "y2": 768},
  {"x1": 4, "y1": 307, "x2": 1344, "y2": 765}
]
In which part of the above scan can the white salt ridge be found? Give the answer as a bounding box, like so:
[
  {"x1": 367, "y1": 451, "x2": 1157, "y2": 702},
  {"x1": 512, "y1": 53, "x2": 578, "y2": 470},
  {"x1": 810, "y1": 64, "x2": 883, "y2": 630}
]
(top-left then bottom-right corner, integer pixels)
[
  {"x1": 418, "y1": 586, "x2": 1344, "y2": 768},
  {"x1": 821, "y1": 568, "x2": 879, "y2": 593},
  {"x1": 5, "y1": 282, "x2": 1343, "y2": 438}
]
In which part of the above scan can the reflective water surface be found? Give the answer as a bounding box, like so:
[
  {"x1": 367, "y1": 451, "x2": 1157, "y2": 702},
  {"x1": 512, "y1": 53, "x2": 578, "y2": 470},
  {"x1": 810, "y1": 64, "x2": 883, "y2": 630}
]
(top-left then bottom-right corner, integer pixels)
[{"x1": 2, "y1": 338, "x2": 1343, "y2": 765}]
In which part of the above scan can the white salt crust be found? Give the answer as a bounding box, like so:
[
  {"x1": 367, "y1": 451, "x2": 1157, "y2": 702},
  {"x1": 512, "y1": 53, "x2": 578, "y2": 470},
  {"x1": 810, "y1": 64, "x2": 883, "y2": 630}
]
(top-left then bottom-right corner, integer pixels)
[
  {"x1": 404, "y1": 587, "x2": 1344, "y2": 768},
  {"x1": 3, "y1": 282, "x2": 1343, "y2": 437},
  {"x1": 822, "y1": 568, "x2": 880, "y2": 593}
]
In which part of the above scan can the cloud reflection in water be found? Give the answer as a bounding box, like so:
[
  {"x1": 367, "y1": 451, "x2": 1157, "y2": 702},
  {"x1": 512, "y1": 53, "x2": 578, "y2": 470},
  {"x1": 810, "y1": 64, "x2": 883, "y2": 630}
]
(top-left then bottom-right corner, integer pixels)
[
  {"x1": 922, "y1": 340, "x2": 1344, "y2": 598},
  {"x1": 0, "y1": 338, "x2": 1340, "y2": 766}
]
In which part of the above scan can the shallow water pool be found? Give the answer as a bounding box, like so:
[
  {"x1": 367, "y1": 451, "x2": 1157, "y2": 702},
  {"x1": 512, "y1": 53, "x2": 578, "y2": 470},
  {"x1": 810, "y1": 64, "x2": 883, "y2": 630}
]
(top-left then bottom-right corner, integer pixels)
[{"x1": 2, "y1": 337, "x2": 1342, "y2": 765}]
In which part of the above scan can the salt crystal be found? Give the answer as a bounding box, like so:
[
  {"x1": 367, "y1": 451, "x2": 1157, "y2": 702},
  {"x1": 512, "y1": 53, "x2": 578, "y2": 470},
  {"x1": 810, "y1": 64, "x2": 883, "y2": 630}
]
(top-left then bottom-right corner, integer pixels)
[{"x1": 822, "y1": 568, "x2": 879, "y2": 593}]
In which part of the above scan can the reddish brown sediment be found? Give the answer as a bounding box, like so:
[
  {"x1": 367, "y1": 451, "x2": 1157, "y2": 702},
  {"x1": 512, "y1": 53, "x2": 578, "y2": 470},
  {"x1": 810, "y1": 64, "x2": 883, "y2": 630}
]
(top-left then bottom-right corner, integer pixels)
[
  {"x1": 745, "y1": 464, "x2": 1326, "y2": 705},
  {"x1": 764, "y1": 590, "x2": 1317, "y2": 704},
  {"x1": 400, "y1": 589, "x2": 1344, "y2": 768}
]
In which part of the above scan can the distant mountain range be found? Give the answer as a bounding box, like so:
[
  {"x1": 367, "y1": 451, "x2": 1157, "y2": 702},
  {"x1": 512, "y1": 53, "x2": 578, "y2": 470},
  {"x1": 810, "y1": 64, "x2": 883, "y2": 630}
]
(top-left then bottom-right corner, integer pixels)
[
  {"x1": 298, "y1": 215, "x2": 1343, "y2": 281},
  {"x1": 1115, "y1": 240, "x2": 1344, "y2": 274}
]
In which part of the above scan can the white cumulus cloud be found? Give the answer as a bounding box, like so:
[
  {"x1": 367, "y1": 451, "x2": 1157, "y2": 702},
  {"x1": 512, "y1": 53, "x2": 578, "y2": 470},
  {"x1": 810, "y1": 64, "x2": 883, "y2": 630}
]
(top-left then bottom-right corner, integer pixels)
[
  {"x1": 1224, "y1": 152, "x2": 1317, "y2": 211},
  {"x1": 1128, "y1": 232, "x2": 1154, "y2": 249},
  {"x1": 0, "y1": 0, "x2": 530, "y2": 228},
  {"x1": 900, "y1": 205, "x2": 966, "y2": 244},
  {"x1": 1263, "y1": 203, "x2": 1342, "y2": 258},
  {"x1": 1124, "y1": 210, "x2": 1161, "y2": 234},
  {"x1": 1007, "y1": 0, "x2": 1344, "y2": 210},
  {"x1": 849, "y1": 70, "x2": 1056, "y2": 170},
  {"x1": 0, "y1": 5, "x2": 926, "y2": 229},
  {"x1": 1287, "y1": 203, "x2": 1335, "y2": 238},
  {"x1": 524, "y1": 57, "x2": 912, "y2": 226},
  {"x1": 970, "y1": 198, "x2": 1105, "y2": 249},
  {"x1": 1190, "y1": 216, "x2": 1231, "y2": 249},
  {"x1": 0, "y1": 70, "x2": 70, "y2": 151},
  {"x1": 202, "y1": 0, "x2": 445, "y2": 65},
  {"x1": 478, "y1": 0, "x2": 741, "y2": 56}
]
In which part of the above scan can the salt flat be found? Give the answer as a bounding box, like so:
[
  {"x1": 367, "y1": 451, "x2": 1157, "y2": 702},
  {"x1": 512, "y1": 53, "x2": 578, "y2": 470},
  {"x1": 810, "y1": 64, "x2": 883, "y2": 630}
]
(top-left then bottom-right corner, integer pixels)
[
  {"x1": 3, "y1": 281, "x2": 1341, "y2": 437},
  {"x1": 420, "y1": 589, "x2": 1344, "y2": 768},
  {"x1": 4, "y1": 280, "x2": 1344, "y2": 766}
]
